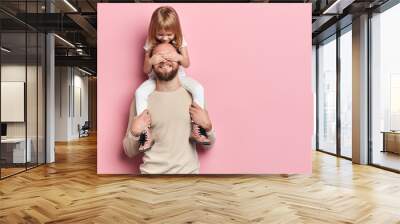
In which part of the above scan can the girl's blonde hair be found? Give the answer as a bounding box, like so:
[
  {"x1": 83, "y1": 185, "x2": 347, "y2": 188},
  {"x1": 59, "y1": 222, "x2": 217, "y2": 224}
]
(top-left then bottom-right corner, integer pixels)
[{"x1": 148, "y1": 6, "x2": 183, "y2": 51}]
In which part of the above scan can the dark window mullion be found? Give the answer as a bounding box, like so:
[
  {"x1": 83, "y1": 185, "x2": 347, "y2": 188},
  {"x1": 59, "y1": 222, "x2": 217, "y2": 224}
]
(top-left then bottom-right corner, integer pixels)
[
  {"x1": 36, "y1": 0, "x2": 39, "y2": 167},
  {"x1": 316, "y1": 45, "x2": 320, "y2": 150},
  {"x1": 25, "y1": 0, "x2": 28, "y2": 171},
  {"x1": 0, "y1": 21, "x2": 2, "y2": 179},
  {"x1": 367, "y1": 11, "x2": 373, "y2": 165},
  {"x1": 336, "y1": 29, "x2": 341, "y2": 157}
]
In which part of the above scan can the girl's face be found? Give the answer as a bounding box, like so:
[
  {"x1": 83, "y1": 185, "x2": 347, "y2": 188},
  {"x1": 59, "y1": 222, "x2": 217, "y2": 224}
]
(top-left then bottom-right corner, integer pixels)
[{"x1": 156, "y1": 29, "x2": 175, "y2": 43}]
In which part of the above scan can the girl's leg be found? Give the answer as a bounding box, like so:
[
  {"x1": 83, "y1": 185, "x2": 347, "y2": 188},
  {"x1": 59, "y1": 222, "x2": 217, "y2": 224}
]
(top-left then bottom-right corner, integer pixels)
[
  {"x1": 135, "y1": 79, "x2": 156, "y2": 152},
  {"x1": 179, "y1": 76, "x2": 210, "y2": 145},
  {"x1": 179, "y1": 76, "x2": 205, "y2": 109},
  {"x1": 135, "y1": 79, "x2": 156, "y2": 115}
]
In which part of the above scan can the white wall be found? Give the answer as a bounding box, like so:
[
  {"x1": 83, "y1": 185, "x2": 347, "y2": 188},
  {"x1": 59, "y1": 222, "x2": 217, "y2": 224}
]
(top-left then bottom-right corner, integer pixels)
[
  {"x1": 71, "y1": 72, "x2": 89, "y2": 139},
  {"x1": 55, "y1": 67, "x2": 89, "y2": 141},
  {"x1": 55, "y1": 66, "x2": 69, "y2": 141},
  {"x1": 1, "y1": 64, "x2": 42, "y2": 137}
]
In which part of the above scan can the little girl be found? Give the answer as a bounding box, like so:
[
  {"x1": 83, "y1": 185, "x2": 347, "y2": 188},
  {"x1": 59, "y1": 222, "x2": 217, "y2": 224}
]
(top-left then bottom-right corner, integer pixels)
[{"x1": 135, "y1": 6, "x2": 210, "y2": 152}]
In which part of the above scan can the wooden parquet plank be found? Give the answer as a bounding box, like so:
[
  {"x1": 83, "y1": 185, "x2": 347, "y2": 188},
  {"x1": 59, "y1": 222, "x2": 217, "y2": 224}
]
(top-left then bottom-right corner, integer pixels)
[{"x1": 0, "y1": 134, "x2": 400, "y2": 223}]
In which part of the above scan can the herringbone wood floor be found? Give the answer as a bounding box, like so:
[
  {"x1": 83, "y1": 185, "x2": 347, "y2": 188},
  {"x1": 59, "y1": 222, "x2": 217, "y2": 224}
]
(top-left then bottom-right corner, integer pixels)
[{"x1": 1, "y1": 134, "x2": 400, "y2": 224}]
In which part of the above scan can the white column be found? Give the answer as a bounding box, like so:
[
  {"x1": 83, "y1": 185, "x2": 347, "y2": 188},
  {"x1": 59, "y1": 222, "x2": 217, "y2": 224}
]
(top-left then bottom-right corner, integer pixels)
[
  {"x1": 46, "y1": 0, "x2": 55, "y2": 163},
  {"x1": 352, "y1": 14, "x2": 369, "y2": 164}
]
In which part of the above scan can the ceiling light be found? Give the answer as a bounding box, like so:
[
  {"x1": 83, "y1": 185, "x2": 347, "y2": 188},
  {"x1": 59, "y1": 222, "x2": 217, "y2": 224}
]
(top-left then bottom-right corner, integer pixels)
[
  {"x1": 322, "y1": 0, "x2": 355, "y2": 15},
  {"x1": 78, "y1": 67, "x2": 93, "y2": 76},
  {"x1": 54, "y1": 34, "x2": 75, "y2": 48},
  {"x1": 1, "y1": 47, "x2": 11, "y2": 53},
  {"x1": 63, "y1": 0, "x2": 78, "y2": 12}
]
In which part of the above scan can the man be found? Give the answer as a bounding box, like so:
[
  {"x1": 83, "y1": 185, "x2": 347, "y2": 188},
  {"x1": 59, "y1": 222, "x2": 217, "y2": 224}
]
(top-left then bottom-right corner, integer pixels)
[{"x1": 123, "y1": 42, "x2": 216, "y2": 174}]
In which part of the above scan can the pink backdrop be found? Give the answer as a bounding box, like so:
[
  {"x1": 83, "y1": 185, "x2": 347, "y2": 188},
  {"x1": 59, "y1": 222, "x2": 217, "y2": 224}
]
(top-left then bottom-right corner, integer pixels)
[{"x1": 97, "y1": 3, "x2": 312, "y2": 174}]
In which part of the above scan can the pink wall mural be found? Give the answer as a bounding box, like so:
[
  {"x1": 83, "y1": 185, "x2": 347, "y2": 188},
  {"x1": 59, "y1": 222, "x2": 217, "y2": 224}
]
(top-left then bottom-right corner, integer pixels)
[{"x1": 97, "y1": 3, "x2": 313, "y2": 174}]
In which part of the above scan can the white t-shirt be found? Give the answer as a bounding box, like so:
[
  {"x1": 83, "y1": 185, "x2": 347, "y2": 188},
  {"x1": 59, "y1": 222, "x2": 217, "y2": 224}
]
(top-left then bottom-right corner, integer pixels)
[{"x1": 143, "y1": 36, "x2": 188, "y2": 52}]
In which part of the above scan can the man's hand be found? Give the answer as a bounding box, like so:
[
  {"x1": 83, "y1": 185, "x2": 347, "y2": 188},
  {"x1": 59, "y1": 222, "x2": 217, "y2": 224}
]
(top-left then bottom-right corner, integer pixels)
[
  {"x1": 130, "y1": 109, "x2": 152, "y2": 136},
  {"x1": 189, "y1": 103, "x2": 212, "y2": 132}
]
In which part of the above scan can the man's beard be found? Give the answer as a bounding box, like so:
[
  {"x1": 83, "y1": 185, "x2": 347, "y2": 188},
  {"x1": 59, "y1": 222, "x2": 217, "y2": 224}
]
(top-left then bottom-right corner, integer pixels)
[{"x1": 153, "y1": 65, "x2": 179, "y2": 82}]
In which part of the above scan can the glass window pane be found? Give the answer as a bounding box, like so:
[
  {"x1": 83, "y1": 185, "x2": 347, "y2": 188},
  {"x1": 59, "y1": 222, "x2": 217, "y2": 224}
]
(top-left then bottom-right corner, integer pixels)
[
  {"x1": 371, "y1": 4, "x2": 400, "y2": 171},
  {"x1": 340, "y1": 28, "x2": 352, "y2": 158},
  {"x1": 318, "y1": 36, "x2": 337, "y2": 154},
  {"x1": 313, "y1": 45, "x2": 317, "y2": 150}
]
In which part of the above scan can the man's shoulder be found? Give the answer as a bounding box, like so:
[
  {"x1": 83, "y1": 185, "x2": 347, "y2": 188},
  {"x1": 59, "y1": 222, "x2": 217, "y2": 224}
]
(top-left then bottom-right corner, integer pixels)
[{"x1": 179, "y1": 87, "x2": 195, "y2": 101}]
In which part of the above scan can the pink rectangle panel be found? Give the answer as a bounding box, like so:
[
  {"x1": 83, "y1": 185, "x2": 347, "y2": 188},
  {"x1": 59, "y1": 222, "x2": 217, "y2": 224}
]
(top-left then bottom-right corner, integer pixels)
[{"x1": 97, "y1": 3, "x2": 313, "y2": 174}]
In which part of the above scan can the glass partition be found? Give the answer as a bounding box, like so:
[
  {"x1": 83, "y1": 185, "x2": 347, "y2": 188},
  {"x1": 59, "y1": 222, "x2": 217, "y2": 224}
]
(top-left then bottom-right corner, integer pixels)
[
  {"x1": 1, "y1": 30, "x2": 28, "y2": 177},
  {"x1": 0, "y1": 1, "x2": 46, "y2": 179}
]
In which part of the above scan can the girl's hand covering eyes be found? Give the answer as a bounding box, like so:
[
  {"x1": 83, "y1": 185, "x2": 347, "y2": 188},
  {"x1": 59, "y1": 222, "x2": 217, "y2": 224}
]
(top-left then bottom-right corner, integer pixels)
[
  {"x1": 150, "y1": 54, "x2": 166, "y2": 65},
  {"x1": 161, "y1": 51, "x2": 182, "y2": 62}
]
